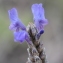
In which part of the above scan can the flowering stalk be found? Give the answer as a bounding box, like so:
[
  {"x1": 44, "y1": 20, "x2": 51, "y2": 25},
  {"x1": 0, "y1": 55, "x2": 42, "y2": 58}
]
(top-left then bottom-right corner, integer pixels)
[
  {"x1": 27, "y1": 23, "x2": 47, "y2": 63},
  {"x1": 8, "y1": 3, "x2": 48, "y2": 63}
]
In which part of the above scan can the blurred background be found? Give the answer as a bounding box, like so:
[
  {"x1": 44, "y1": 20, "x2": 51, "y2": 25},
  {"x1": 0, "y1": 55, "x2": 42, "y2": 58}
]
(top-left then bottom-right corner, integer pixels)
[{"x1": 0, "y1": 0, "x2": 63, "y2": 63}]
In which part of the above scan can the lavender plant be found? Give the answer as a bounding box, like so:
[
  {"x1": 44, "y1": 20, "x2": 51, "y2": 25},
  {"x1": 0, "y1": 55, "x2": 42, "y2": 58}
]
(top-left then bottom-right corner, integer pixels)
[{"x1": 8, "y1": 3, "x2": 48, "y2": 63}]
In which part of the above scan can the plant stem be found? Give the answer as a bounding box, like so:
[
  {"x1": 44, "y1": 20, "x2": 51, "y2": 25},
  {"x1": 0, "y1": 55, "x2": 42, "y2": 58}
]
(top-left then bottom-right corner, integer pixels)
[{"x1": 26, "y1": 23, "x2": 47, "y2": 63}]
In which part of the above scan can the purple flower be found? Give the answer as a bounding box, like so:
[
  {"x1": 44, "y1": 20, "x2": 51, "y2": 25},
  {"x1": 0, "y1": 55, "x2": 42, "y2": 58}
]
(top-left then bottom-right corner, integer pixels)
[
  {"x1": 14, "y1": 30, "x2": 31, "y2": 44},
  {"x1": 31, "y1": 3, "x2": 48, "y2": 33},
  {"x1": 8, "y1": 8, "x2": 31, "y2": 44},
  {"x1": 8, "y1": 8, "x2": 26, "y2": 31}
]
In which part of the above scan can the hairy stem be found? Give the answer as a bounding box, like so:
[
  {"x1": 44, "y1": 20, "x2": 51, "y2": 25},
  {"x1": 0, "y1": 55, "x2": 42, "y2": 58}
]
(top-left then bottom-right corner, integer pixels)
[
  {"x1": 26, "y1": 42, "x2": 41, "y2": 63},
  {"x1": 26, "y1": 23, "x2": 47, "y2": 63}
]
